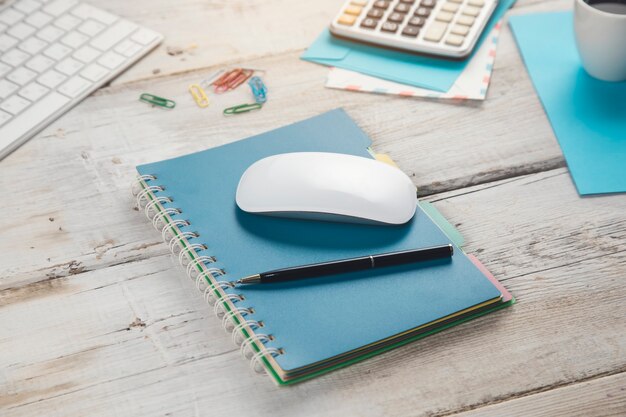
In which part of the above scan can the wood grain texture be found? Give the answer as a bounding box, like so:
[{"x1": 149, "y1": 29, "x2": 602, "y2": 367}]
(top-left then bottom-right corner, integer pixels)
[{"x1": 1, "y1": 0, "x2": 625, "y2": 415}]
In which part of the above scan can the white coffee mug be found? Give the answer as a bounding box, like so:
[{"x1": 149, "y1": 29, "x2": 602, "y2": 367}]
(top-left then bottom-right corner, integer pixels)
[{"x1": 574, "y1": 0, "x2": 626, "y2": 82}]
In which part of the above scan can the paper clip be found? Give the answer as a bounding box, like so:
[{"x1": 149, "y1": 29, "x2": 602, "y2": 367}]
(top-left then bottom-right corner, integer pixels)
[
  {"x1": 188, "y1": 84, "x2": 209, "y2": 108},
  {"x1": 213, "y1": 68, "x2": 254, "y2": 93},
  {"x1": 223, "y1": 103, "x2": 263, "y2": 115},
  {"x1": 248, "y1": 76, "x2": 267, "y2": 103},
  {"x1": 139, "y1": 93, "x2": 176, "y2": 109}
]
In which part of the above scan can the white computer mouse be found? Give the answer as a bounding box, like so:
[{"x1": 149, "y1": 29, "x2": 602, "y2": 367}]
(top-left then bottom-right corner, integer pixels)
[{"x1": 235, "y1": 152, "x2": 417, "y2": 225}]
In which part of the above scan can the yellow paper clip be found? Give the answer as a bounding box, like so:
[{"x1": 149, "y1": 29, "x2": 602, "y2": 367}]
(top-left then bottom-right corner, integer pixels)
[{"x1": 188, "y1": 84, "x2": 209, "y2": 108}]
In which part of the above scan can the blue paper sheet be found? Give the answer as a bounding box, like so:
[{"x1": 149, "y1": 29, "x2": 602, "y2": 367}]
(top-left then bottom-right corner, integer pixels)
[
  {"x1": 510, "y1": 12, "x2": 626, "y2": 195},
  {"x1": 301, "y1": 0, "x2": 515, "y2": 92}
]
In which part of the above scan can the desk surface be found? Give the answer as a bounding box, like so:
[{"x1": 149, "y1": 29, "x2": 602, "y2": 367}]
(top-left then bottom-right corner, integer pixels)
[{"x1": 1, "y1": 1, "x2": 625, "y2": 416}]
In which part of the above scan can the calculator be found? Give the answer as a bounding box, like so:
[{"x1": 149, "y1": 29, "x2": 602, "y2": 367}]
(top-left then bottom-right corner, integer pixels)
[{"x1": 329, "y1": 0, "x2": 498, "y2": 58}]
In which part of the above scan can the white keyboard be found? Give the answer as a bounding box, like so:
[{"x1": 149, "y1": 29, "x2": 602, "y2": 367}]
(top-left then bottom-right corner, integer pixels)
[{"x1": 0, "y1": 0, "x2": 163, "y2": 160}]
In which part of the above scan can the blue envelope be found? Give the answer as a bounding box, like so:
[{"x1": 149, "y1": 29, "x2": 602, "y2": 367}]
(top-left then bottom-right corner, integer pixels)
[{"x1": 301, "y1": 0, "x2": 515, "y2": 92}]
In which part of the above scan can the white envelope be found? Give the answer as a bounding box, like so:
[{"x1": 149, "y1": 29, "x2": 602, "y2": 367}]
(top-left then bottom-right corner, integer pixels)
[{"x1": 325, "y1": 22, "x2": 502, "y2": 101}]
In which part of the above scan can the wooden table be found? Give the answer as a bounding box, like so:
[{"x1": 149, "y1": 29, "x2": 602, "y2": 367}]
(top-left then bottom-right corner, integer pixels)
[{"x1": 1, "y1": 0, "x2": 625, "y2": 415}]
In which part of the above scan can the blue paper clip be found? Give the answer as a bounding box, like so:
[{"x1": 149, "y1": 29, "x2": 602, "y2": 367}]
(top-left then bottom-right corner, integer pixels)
[{"x1": 248, "y1": 76, "x2": 267, "y2": 104}]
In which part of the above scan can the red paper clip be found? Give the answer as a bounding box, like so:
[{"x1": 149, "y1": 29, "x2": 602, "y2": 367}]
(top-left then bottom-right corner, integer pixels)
[{"x1": 213, "y1": 68, "x2": 254, "y2": 93}]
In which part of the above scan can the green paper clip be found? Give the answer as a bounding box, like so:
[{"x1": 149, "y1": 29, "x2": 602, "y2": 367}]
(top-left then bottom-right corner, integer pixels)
[
  {"x1": 223, "y1": 103, "x2": 262, "y2": 115},
  {"x1": 139, "y1": 93, "x2": 176, "y2": 109}
]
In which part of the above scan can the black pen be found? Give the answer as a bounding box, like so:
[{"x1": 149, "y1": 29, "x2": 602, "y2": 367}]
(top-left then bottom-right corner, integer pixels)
[{"x1": 236, "y1": 244, "x2": 454, "y2": 285}]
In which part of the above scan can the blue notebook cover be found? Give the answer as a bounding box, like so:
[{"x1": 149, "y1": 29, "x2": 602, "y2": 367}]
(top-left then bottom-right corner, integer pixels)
[
  {"x1": 137, "y1": 109, "x2": 502, "y2": 379},
  {"x1": 510, "y1": 12, "x2": 626, "y2": 195}
]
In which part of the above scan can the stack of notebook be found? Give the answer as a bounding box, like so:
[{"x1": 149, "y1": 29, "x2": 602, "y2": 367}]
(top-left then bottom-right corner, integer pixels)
[{"x1": 133, "y1": 109, "x2": 513, "y2": 385}]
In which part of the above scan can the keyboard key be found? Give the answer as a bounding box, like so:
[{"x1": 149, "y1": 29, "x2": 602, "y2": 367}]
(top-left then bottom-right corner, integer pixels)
[
  {"x1": 401, "y1": 25, "x2": 420, "y2": 37},
  {"x1": 394, "y1": 3, "x2": 411, "y2": 13},
  {"x1": 114, "y1": 40, "x2": 142, "y2": 58},
  {"x1": 367, "y1": 8, "x2": 384, "y2": 18},
  {"x1": 61, "y1": 30, "x2": 88, "y2": 48},
  {"x1": 71, "y1": 4, "x2": 117, "y2": 24},
  {"x1": 360, "y1": 17, "x2": 379, "y2": 29},
  {"x1": 7, "y1": 67, "x2": 38, "y2": 85},
  {"x1": 442, "y1": 2, "x2": 460, "y2": 12},
  {"x1": 80, "y1": 63, "x2": 108, "y2": 81},
  {"x1": 0, "y1": 92, "x2": 71, "y2": 151},
  {"x1": 13, "y1": 0, "x2": 41, "y2": 14},
  {"x1": 337, "y1": 14, "x2": 356, "y2": 25},
  {"x1": 423, "y1": 21, "x2": 448, "y2": 42},
  {"x1": 0, "y1": 110, "x2": 11, "y2": 127},
  {"x1": 0, "y1": 62, "x2": 10, "y2": 77},
  {"x1": 0, "y1": 79, "x2": 19, "y2": 99},
  {"x1": 9, "y1": 22, "x2": 37, "y2": 40},
  {"x1": 462, "y1": 6, "x2": 481, "y2": 16},
  {"x1": 436, "y1": 11, "x2": 454, "y2": 22},
  {"x1": 37, "y1": 25, "x2": 65, "y2": 41},
  {"x1": 38, "y1": 69, "x2": 67, "y2": 88},
  {"x1": 54, "y1": 13, "x2": 81, "y2": 30},
  {"x1": 373, "y1": 1, "x2": 390, "y2": 9},
  {"x1": 19, "y1": 82, "x2": 50, "y2": 101},
  {"x1": 90, "y1": 20, "x2": 137, "y2": 50},
  {"x1": 77, "y1": 19, "x2": 105, "y2": 36},
  {"x1": 388, "y1": 12, "x2": 405, "y2": 23},
  {"x1": 25, "y1": 11, "x2": 54, "y2": 28},
  {"x1": 130, "y1": 28, "x2": 159, "y2": 45},
  {"x1": 0, "y1": 34, "x2": 19, "y2": 52},
  {"x1": 408, "y1": 16, "x2": 426, "y2": 26},
  {"x1": 445, "y1": 34, "x2": 465, "y2": 46},
  {"x1": 351, "y1": 0, "x2": 368, "y2": 5},
  {"x1": 380, "y1": 21, "x2": 398, "y2": 32},
  {"x1": 1, "y1": 95, "x2": 32, "y2": 115},
  {"x1": 468, "y1": 0, "x2": 484, "y2": 5},
  {"x1": 43, "y1": 0, "x2": 78, "y2": 17},
  {"x1": 18, "y1": 36, "x2": 48, "y2": 54},
  {"x1": 449, "y1": 0, "x2": 463, "y2": 3},
  {"x1": 400, "y1": 0, "x2": 416, "y2": 3},
  {"x1": 26, "y1": 54, "x2": 55, "y2": 72},
  {"x1": 73, "y1": 45, "x2": 100, "y2": 63},
  {"x1": 344, "y1": 5, "x2": 362, "y2": 15},
  {"x1": 43, "y1": 43, "x2": 71, "y2": 60},
  {"x1": 97, "y1": 51, "x2": 125, "y2": 69},
  {"x1": 414, "y1": 7, "x2": 431, "y2": 17},
  {"x1": 1, "y1": 49, "x2": 30, "y2": 66},
  {"x1": 55, "y1": 57, "x2": 83, "y2": 75},
  {"x1": 451, "y1": 24, "x2": 469, "y2": 35},
  {"x1": 421, "y1": 0, "x2": 437, "y2": 8},
  {"x1": 0, "y1": 8, "x2": 24, "y2": 26},
  {"x1": 456, "y1": 15, "x2": 475, "y2": 26},
  {"x1": 58, "y1": 75, "x2": 91, "y2": 98}
]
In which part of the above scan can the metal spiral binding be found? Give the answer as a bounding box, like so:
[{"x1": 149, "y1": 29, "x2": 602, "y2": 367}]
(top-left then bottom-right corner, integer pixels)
[{"x1": 132, "y1": 175, "x2": 283, "y2": 376}]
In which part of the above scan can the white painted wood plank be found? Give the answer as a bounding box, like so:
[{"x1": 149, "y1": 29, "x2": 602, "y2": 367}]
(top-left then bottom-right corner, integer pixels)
[{"x1": 2, "y1": 171, "x2": 625, "y2": 417}]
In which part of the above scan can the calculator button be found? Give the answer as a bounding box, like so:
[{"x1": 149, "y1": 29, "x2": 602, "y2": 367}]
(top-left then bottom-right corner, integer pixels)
[
  {"x1": 388, "y1": 12, "x2": 405, "y2": 23},
  {"x1": 360, "y1": 18, "x2": 379, "y2": 28},
  {"x1": 395, "y1": 3, "x2": 411, "y2": 13},
  {"x1": 351, "y1": 0, "x2": 369, "y2": 5},
  {"x1": 414, "y1": 7, "x2": 431, "y2": 17},
  {"x1": 442, "y1": 2, "x2": 460, "y2": 12},
  {"x1": 468, "y1": 0, "x2": 484, "y2": 5},
  {"x1": 401, "y1": 25, "x2": 420, "y2": 37},
  {"x1": 338, "y1": 14, "x2": 357, "y2": 25},
  {"x1": 408, "y1": 16, "x2": 426, "y2": 26},
  {"x1": 456, "y1": 15, "x2": 475, "y2": 26},
  {"x1": 423, "y1": 21, "x2": 448, "y2": 42},
  {"x1": 420, "y1": 0, "x2": 437, "y2": 8},
  {"x1": 462, "y1": 6, "x2": 482, "y2": 17},
  {"x1": 373, "y1": 1, "x2": 390, "y2": 9},
  {"x1": 344, "y1": 5, "x2": 363, "y2": 15},
  {"x1": 451, "y1": 24, "x2": 470, "y2": 35},
  {"x1": 381, "y1": 21, "x2": 399, "y2": 32},
  {"x1": 435, "y1": 11, "x2": 454, "y2": 22},
  {"x1": 367, "y1": 8, "x2": 384, "y2": 18},
  {"x1": 445, "y1": 34, "x2": 465, "y2": 46}
]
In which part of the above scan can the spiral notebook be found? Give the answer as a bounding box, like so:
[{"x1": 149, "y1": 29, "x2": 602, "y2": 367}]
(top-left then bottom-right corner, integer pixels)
[{"x1": 133, "y1": 109, "x2": 513, "y2": 385}]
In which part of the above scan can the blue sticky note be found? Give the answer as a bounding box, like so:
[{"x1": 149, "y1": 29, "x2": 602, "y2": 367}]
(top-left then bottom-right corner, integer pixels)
[
  {"x1": 510, "y1": 12, "x2": 626, "y2": 195},
  {"x1": 301, "y1": 0, "x2": 515, "y2": 92}
]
